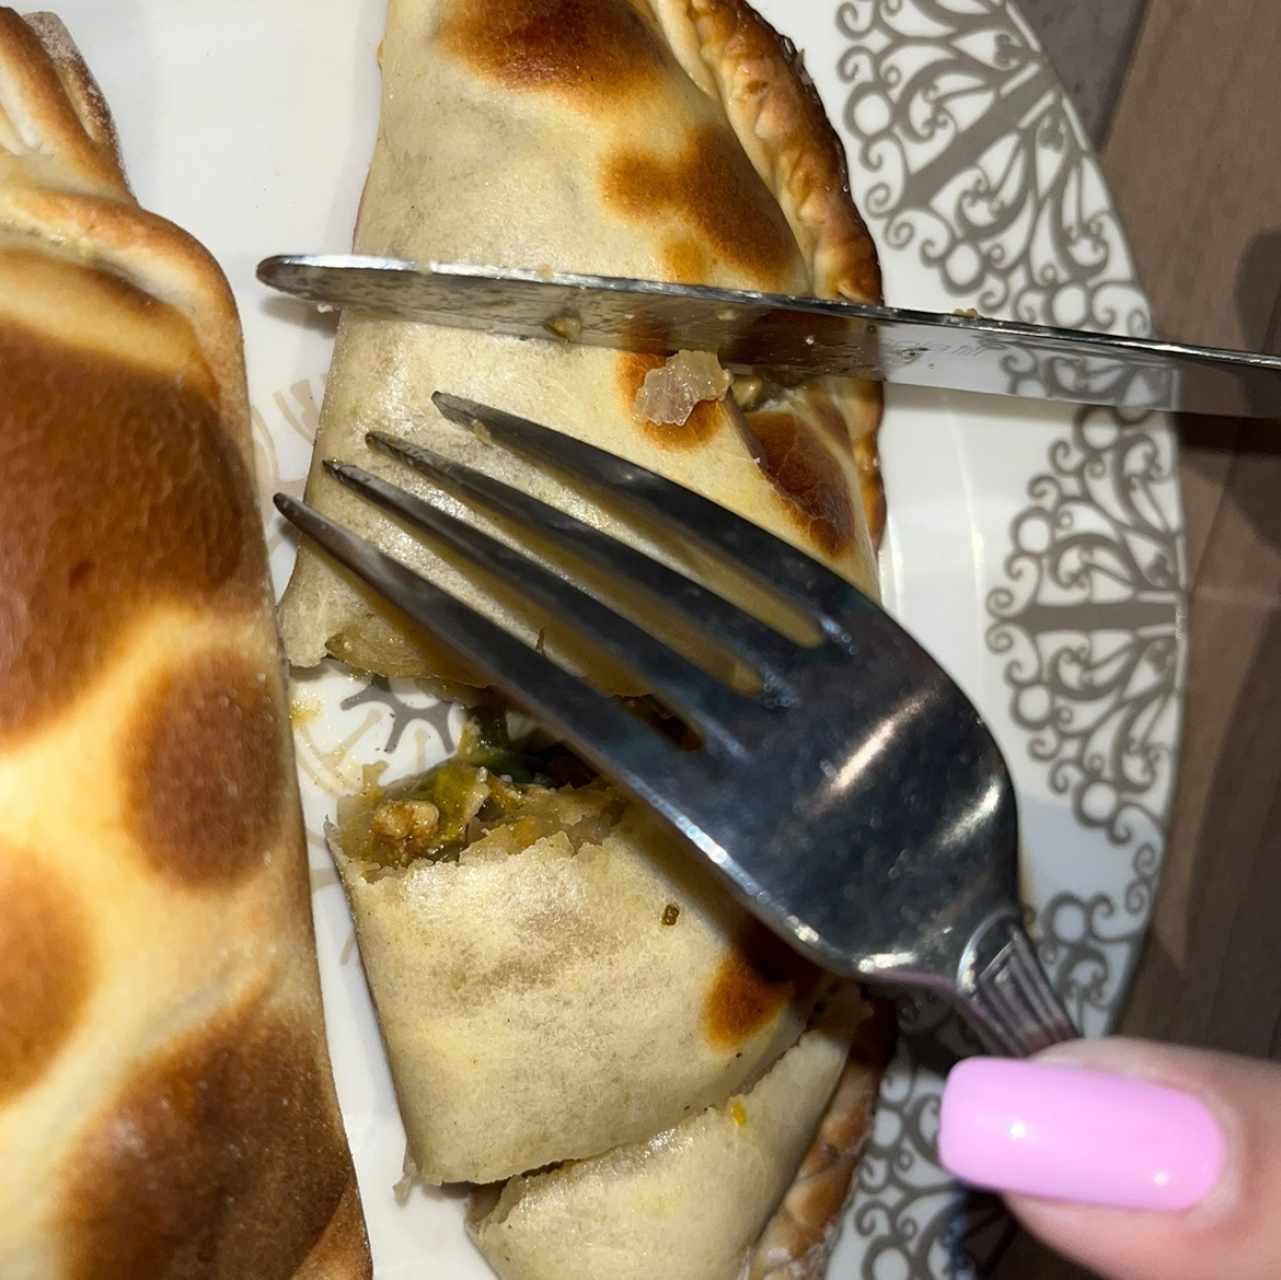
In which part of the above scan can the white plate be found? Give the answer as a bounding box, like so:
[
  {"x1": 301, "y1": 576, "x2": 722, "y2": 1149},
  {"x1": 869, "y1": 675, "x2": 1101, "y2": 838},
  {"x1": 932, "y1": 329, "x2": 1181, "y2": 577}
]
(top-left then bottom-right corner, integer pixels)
[{"x1": 54, "y1": 2, "x2": 1187, "y2": 1275}]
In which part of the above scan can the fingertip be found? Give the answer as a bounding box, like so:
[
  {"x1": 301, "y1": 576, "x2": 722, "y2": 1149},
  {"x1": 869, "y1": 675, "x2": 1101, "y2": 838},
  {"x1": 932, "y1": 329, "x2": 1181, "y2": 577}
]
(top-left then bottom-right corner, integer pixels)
[
  {"x1": 941, "y1": 1041, "x2": 1281, "y2": 1280},
  {"x1": 937, "y1": 1055, "x2": 1225, "y2": 1211},
  {"x1": 937, "y1": 1056, "x2": 1015, "y2": 1189}
]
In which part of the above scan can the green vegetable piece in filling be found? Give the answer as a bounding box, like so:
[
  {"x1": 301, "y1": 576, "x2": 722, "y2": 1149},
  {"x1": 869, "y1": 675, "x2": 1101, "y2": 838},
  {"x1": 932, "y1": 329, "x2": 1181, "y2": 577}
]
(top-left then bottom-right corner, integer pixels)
[{"x1": 354, "y1": 710, "x2": 594, "y2": 867}]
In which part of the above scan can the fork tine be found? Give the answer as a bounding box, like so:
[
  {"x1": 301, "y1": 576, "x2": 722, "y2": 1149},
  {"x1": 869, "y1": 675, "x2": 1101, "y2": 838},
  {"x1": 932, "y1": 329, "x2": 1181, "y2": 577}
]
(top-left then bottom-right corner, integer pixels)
[
  {"x1": 323, "y1": 462, "x2": 760, "y2": 750},
  {"x1": 366, "y1": 429, "x2": 803, "y2": 695},
  {"x1": 275, "y1": 494, "x2": 686, "y2": 798},
  {"x1": 431, "y1": 391, "x2": 870, "y2": 636}
]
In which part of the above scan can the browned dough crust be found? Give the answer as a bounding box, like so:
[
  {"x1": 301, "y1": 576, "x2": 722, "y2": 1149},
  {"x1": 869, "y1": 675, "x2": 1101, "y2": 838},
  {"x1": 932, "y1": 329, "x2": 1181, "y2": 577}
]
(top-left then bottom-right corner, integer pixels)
[
  {"x1": 750, "y1": 1000, "x2": 896, "y2": 1279},
  {"x1": 652, "y1": 0, "x2": 885, "y2": 542},
  {"x1": 0, "y1": 11, "x2": 371, "y2": 1276}
]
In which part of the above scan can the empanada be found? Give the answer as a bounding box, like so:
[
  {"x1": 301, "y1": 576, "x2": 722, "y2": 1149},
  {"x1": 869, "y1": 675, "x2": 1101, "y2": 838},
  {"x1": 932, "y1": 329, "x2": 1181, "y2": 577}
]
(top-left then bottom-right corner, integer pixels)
[
  {"x1": 278, "y1": 0, "x2": 884, "y2": 686},
  {"x1": 279, "y1": 1, "x2": 891, "y2": 1274},
  {"x1": 0, "y1": 12, "x2": 370, "y2": 1277}
]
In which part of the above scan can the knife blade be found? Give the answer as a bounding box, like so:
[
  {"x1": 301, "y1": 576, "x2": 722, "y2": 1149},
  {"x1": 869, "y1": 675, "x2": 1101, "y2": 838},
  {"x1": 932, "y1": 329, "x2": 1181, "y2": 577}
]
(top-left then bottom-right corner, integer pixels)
[{"x1": 256, "y1": 254, "x2": 1281, "y2": 418}]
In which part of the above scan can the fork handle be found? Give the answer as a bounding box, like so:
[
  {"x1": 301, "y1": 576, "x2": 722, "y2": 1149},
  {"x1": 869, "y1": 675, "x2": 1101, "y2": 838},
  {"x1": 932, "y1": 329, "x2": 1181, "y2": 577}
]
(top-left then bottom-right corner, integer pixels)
[{"x1": 955, "y1": 911, "x2": 1079, "y2": 1057}]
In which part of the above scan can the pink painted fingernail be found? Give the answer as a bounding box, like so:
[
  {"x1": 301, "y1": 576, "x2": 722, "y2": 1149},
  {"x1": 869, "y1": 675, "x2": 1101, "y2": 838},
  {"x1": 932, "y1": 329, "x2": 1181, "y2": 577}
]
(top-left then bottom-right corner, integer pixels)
[{"x1": 939, "y1": 1058, "x2": 1226, "y2": 1211}]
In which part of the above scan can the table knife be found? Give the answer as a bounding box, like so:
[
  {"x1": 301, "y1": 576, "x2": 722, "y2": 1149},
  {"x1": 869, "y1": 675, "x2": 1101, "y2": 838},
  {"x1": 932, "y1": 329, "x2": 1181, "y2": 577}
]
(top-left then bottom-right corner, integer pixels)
[{"x1": 257, "y1": 254, "x2": 1281, "y2": 418}]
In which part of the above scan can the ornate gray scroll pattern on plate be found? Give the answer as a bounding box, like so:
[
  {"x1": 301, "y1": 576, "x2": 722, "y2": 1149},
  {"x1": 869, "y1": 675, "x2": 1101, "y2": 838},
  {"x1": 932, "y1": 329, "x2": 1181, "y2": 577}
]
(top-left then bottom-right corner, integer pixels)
[
  {"x1": 833, "y1": 2, "x2": 1188, "y2": 1276},
  {"x1": 836, "y1": 0, "x2": 1151, "y2": 335},
  {"x1": 987, "y1": 406, "x2": 1182, "y2": 1028}
]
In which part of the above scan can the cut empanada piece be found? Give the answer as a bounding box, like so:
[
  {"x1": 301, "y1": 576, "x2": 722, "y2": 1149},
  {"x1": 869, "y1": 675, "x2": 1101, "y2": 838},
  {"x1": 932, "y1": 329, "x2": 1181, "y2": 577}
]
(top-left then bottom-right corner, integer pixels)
[
  {"x1": 332, "y1": 759, "x2": 821, "y2": 1185},
  {"x1": 278, "y1": 0, "x2": 884, "y2": 686},
  {"x1": 467, "y1": 986, "x2": 888, "y2": 1280}
]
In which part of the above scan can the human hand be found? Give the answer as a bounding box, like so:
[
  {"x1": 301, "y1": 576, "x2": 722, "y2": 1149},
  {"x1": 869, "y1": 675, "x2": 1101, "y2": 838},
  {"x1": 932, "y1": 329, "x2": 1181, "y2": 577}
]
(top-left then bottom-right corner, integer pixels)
[{"x1": 938, "y1": 1038, "x2": 1281, "y2": 1279}]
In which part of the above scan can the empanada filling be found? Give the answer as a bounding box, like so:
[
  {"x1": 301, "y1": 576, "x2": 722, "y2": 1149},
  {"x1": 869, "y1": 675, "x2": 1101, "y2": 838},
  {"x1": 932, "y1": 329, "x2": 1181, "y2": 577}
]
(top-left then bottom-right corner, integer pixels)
[{"x1": 339, "y1": 710, "x2": 626, "y2": 870}]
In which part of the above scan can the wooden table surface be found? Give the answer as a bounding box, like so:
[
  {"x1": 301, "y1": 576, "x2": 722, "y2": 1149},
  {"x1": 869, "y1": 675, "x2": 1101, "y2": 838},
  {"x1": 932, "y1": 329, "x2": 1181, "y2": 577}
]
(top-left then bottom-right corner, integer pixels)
[{"x1": 996, "y1": 2, "x2": 1281, "y2": 1275}]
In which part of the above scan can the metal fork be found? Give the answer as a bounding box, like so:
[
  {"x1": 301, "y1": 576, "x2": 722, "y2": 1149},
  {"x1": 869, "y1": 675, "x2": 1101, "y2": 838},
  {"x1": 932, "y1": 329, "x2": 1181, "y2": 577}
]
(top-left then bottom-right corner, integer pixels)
[{"x1": 276, "y1": 390, "x2": 1078, "y2": 1057}]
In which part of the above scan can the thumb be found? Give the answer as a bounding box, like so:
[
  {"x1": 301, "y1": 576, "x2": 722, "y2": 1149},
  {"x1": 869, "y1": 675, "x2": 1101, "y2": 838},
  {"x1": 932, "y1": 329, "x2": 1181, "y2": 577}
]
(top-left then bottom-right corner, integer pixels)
[{"x1": 938, "y1": 1038, "x2": 1281, "y2": 1280}]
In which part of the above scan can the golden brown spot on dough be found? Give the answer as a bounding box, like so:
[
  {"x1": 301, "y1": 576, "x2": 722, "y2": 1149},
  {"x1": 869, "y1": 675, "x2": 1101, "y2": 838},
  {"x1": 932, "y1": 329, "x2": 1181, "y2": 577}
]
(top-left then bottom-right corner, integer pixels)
[
  {"x1": 440, "y1": 0, "x2": 666, "y2": 100},
  {"x1": 799, "y1": 384, "x2": 885, "y2": 543},
  {"x1": 856, "y1": 432, "x2": 887, "y2": 549},
  {"x1": 0, "y1": 250, "x2": 220, "y2": 397},
  {"x1": 811, "y1": 396, "x2": 852, "y2": 450},
  {"x1": 661, "y1": 236, "x2": 708, "y2": 284},
  {"x1": 703, "y1": 923, "x2": 815, "y2": 1050},
  {"x1": 296, "y1": 1180, "x2": 372, "y2": 1279},
  {"x1": 0, "y1": 306, "x2": 261, "y2": 743},
  {"x1": 0, "y1": 860, "x2": 90, "y2": 1102},
  {"x1": 126, "y1": 652, "x2": 284, "y2": 887},
  {"x1": 618, "y1": 353, "x2": 723, "y2": 447},
  {"x1": 740, "y1": 411, "x2": 855, "y2": 558},
  {"x1": 603, "y1": 126, "x2": 801, "y2": 287},
  {"x1": 64, "y1": 1011, "x2": 353, "y2": 1280}
]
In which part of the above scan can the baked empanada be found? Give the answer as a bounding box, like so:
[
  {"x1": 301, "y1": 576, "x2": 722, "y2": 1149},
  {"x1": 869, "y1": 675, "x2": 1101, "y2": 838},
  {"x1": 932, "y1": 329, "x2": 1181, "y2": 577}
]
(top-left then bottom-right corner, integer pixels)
[
  {"x1": 278, "y1": 0, "x2": 884, "y2": 687},
  {"x1": 0, "y1": 11, "x2": 370, "y2": 1277},
  {"x1": 279, "y1": 1, "x2": 891, "y2": 1274}
]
